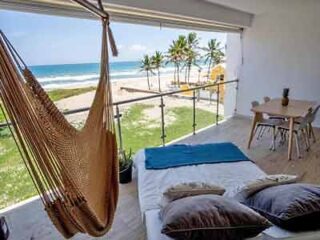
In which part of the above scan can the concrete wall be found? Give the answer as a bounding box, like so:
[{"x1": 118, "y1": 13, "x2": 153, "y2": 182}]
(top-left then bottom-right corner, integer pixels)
[{"x1": 234, "y1": 0, "x2": 320, "y2": 126}]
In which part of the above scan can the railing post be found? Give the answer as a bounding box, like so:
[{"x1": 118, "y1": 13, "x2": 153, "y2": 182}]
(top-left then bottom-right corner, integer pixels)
[
  {"x1": 216, "y1": 83, "x2": 220, "y2": 125},
  {"x1": 115, "y1": 104, "x2": 124, "y2": 153},
  {"x1": 234, "y1": 79, "x2": 239, "y2": 113},
  {"x1": 160, "y1": 96, "x2": 166, "y2": 146},
  {"x1": 192, "y1": 90, "x2": 196, "y2": 135}
]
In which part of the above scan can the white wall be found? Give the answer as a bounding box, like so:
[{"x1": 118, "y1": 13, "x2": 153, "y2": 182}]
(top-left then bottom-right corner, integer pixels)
[
  {"x1": 234, "y1": 0, "x2": 320, "y2": 126},
  {"x1": 225, "y1": 33, "x2": 241, "y2": 118}
]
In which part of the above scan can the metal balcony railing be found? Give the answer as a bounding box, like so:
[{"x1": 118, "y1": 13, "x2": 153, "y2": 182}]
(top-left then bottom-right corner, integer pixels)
[{"x1": 0, "y1": 79, "x2": 239, "y2": 152}]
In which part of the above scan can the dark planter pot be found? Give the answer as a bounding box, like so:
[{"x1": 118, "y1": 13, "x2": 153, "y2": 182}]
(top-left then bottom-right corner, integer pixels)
[
  {"x1": 0, "y1": 217, "x2": 9, "y2": 240},
  {"x1": 119, "y1": 163, "x2": 132, "y2": 184}
]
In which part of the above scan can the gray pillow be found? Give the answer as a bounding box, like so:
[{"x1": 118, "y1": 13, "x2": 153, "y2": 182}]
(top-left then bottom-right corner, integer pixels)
[
  {"x1": 240, "y1": 183, "x2": 320, "y2": 231},
  {"x1": 160, "y1": 194, "x2": 271, "y2": 240}
]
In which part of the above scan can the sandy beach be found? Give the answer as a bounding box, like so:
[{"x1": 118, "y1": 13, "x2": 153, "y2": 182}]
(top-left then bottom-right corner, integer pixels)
[{"x1": 55, "y1": 74, "x2": 224, "y2": 125}]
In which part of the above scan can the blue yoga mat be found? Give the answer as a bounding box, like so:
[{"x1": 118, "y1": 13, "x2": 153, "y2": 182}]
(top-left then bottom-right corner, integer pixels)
[{"x1": 145, "y1": 142, "x2": 250, "y2": 170}]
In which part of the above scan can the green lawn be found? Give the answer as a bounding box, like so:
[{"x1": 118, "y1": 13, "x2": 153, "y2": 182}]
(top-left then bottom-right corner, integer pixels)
[
  {"x1": 48, "y1": 86, "x2": 96, "y2": 102},
  {"x1": 120, "y1": 104, "x2": 222, "y2": 152},
  {"x1": 0, "y1": 103, "x2": 221, "y2": 209},
  {"x1": 0, "y1": 87, "x2": 96, "y2": 122}
]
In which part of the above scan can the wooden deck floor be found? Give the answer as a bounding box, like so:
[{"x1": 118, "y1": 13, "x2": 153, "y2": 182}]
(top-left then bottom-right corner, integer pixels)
[{"x1": 3, "y1": 116, "x2": 320, "y2": 239}]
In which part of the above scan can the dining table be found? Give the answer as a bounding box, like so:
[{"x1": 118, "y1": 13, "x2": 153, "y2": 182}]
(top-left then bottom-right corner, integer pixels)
[{"x1": 247, "y1": 98, "x2": 317, "y2": 160}]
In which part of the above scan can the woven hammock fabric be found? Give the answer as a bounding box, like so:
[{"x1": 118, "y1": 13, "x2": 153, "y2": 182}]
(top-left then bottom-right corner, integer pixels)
[{"x1": 0, "y1": 12, "x2": 119, "y2": 239}]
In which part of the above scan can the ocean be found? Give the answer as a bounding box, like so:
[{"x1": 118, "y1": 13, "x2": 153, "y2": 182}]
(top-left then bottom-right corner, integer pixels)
[{"x1": 30, "y1": 61, "x2": 178, "y2": 89}]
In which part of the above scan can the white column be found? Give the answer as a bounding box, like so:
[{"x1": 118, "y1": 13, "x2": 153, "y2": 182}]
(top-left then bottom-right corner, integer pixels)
[{"x1": 225, "y1": 33, "x2": 241, "y2": 118}]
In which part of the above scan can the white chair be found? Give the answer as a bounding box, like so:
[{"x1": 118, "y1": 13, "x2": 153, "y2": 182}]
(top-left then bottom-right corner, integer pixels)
[
  {"x1": 264, "y1": 96, "x2": 286, "y2": 121},
  {"x1": 294, "y1": 105, "x2": 319, "y2": 143},
  {"x1": 278, "y1": 111, "x2": 314, "y2": 158},
  {"x1": 251, "y1": 101, "x2": 284, "y2": 151}
]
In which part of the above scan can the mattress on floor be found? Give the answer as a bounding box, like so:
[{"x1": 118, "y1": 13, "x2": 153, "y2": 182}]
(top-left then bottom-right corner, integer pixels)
[
  {"x1": 134, "y1": 148, "x2": 266, "y2": 216},
  {"x1": 134, "y1": 147, "x2": 320, "y2": 240}
]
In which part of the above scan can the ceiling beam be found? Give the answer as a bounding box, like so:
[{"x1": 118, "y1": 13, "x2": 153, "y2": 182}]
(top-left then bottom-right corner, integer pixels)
[{"x1": 0, "y1": 0, "x2": 253, "y2": 30}]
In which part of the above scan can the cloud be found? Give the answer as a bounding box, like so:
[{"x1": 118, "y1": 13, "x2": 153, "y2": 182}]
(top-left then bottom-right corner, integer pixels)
[{"x1": 129, "y1": 44, "x2": 147, "y2": 51}]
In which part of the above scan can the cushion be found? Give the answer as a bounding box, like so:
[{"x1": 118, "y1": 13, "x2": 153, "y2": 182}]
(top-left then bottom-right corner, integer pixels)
[
  {"x1": 161, "y1": 182, "x2": 225, "y2": 207},
  {"x1": 241, "y1": 183, "x2": 320, "y2": 231},
  {"x1": 160, "y1": 195, "x2": 271, "y2": 240},
  {"x1": 235, "y1": 174, "x2": 299, "y2": 201}
]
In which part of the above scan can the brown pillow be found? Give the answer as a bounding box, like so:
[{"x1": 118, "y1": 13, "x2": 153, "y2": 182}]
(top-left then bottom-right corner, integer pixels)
[
  {"x1": 161, "y1": 182, "x2": 225, "y2": 207},
  {"x1": 235, "y1": 174, "x2": 298, "y2": 201},
  {"x1": 160, "y1": 195, "x2": 271, "y2": 240}
]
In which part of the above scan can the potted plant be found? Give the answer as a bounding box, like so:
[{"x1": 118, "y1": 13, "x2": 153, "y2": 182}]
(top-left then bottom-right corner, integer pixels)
[{"x1": 119, "y1": 149, "x2": 133, "y2": 184}]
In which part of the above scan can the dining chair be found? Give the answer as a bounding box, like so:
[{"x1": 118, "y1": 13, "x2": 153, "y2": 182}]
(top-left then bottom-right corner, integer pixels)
[
  {"x1": 263, "y1": 96, "x2": 271, "y2": 103},
  {"x1": 294, "y1": 105, "x2": 319, "y2": 143},
  {"x1": 278, "y1": 111, "x2": 313, "y2": 158},
  {"x1": 251, "y1": 101, "x2": 283, "y2": 150},
  {"x1": 308, "y1": 105, "x2": 320, "y2": 143},
  {"x1": 264, "y1": 96, "x2": 286, "y2": 121}
]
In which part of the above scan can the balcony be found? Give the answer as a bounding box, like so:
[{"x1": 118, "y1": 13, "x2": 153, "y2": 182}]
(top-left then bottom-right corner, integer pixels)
[
  {"x1": 1, "y1": 115, "x2": 319, "y2": 239},
  {"x1": 1, "y1": 0, "x2": 320, "y2": 239}
]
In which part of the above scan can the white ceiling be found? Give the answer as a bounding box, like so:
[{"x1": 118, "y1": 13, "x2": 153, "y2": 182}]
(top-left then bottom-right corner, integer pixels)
[
  {"x1": 204, "y1": 0, "x2": 272, "y2": 14},
  {"x1": 206, "y1": 0, "x2": 318, "y2": 15}
]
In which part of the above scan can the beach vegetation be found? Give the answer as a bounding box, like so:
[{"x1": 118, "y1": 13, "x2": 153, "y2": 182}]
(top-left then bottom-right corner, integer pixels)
[
  {"x1": 203, "y1": 39, "x2": 225, "y2": 81},
  {"x1": 151, "y1": 51, "x2": 165, "y2": 92},
  {"x1": 48, "y1": 86, "x2": 96, "y2": 102},
  {"x1": 183, "y1": 32, "x2": 200, "y2": 84},
  {"x1": 167, "y1": 35, "x2": 188, "y2": 87},
  {"x1": 140, "y1": 55, "x2": 154, "y2": 90}
]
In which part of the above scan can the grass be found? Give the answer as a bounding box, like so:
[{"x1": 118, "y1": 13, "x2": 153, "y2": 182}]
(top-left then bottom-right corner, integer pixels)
[
  {"x1": 0, "y1": 87, "x2": 96, "y2": 123},
  {"x1": 0, "y1": 103, "x2": 221, "y2": 209},
  {"x1": 47, "y1": 86, "x2": 96, "y2": 102},
  {"x1": 119, "y1": 104, "x2": 222, "y2": 153}
]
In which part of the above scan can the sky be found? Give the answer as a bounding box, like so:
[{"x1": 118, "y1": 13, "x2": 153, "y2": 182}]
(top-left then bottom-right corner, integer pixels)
[{"x1": 0, "y1": 10, "x2": 226, "y2": 66}]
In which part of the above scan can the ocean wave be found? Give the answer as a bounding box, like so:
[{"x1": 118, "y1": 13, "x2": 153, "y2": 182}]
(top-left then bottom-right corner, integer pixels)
[
  {"x1": 37, "y1": 64, "x2": 206, "y2": 89},
  {"x1": 38, "y1": 74, "x2": 100, "y2": 83}
]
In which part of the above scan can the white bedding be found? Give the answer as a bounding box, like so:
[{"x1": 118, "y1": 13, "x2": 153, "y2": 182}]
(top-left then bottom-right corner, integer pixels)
[
  {"x1": 134, "y1": 148, "x2": 320, "y2": 240},
  {"x1": 134, "y1": 149, "x2": 266, "y2": 216}
]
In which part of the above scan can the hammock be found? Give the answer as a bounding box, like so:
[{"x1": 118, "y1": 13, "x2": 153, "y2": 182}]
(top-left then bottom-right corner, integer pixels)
[{"x1": 0, "y1": 1, "x2": 119, "y2": 238}]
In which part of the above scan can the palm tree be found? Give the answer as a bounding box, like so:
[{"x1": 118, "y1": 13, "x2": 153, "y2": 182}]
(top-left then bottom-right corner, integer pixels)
[
  {"x1": 182, "y1": 32, "x2": 200, "y2": 84},
  {"x1": 140, "y1": 55, "x2": 154, "y2": 90},
  {"x1": 167, "y1": 35, "x2": 187, "y2": 87},
  {"x1": 152, "y1": 51, "x2": 164, "y2": 92},
  {"x1": 203, "y1": 39, "x2": 225, "y2": 81}
]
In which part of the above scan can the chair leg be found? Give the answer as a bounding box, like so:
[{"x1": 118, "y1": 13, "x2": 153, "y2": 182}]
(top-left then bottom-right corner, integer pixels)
[
  {"x1": 305, "y1": 129, "x2": 311, "y2": 151},
  {"x1": 279, "y1": 129, "x2": 285, "y2": 145},
  {"x1": 309, "y1": 123, "x2": 316, "y2": 143},
  {"x1": 259, "y1": 126, "x2": 267, "y2": 139},
  {"x1": 294, "y1": 133, "x2": 301, "y2": 158},
  {"x1": 256, "y1": 126, "x2": 263, "y2": 140},
  {"x1": 301, "y1": 129, "x2": 310, "y2": 152},
  {"x1": 272, "y1": 126, "x2": 276, "y2": 151},
  {"x1": 253, "y1": 125, "x2": 259, "y2": 139}
]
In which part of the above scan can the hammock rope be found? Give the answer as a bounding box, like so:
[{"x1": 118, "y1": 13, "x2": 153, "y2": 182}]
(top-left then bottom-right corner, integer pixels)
[{"x1": 0, "y1": 0, "x2": 119, "y2": 238}]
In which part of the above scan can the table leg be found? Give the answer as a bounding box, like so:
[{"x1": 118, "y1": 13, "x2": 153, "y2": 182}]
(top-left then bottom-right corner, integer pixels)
[
  {"x1": 248, "y1": 113, "x2": 259, "y2": 149},
  {"x1": 288, "y1": 117, "x2": 294, "y2": 160}
]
